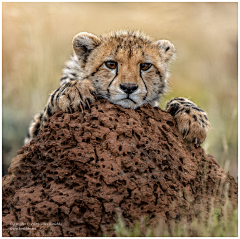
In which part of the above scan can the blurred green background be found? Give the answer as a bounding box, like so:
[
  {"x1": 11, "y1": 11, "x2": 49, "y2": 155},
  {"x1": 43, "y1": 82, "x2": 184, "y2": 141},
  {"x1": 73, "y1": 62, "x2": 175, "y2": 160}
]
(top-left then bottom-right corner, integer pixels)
[{"x1": 3, "y1": 3, "x2": 237, "y2": 177}]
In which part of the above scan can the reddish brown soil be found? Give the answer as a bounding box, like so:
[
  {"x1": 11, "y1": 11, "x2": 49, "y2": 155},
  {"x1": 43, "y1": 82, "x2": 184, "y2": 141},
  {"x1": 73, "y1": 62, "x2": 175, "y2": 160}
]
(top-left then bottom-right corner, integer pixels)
[{"x1": 2, "y1": 99, "x2": 237, "y2": 237}]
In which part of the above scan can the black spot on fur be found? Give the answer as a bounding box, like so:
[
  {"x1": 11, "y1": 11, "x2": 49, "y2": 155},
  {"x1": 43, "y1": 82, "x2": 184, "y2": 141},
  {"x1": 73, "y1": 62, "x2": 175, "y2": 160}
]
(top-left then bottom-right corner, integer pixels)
[
  {"x1": 193, "y1": 115, "x2": 197, "y2": 121},
  {"x1": 114, "y1": 44, "x2": 121, "y2": 55},
  {"x1": 185, "y1": 109, "x2": 190, "y2": 114},
  {"x1": 167, "y1": 103, "x2": 180, "y2": 116},
  {"x1": 192, "y1": 106, "x2": 204, "y2": 112},
  {"x1": 46, "y1": 106, "x2": 52, "y2": 117},
  {"x1": 128, "y1": 46, "x2": 133, "y2": 58},
  {"x1": 39, "y1": 112, "x2": 43, "y2": 121},
  {"x1": 182, "y1": 102, "x2": 195, "y2": 107},
  {"x1": 34, "y1": 123, "x2": 41, "y2": 136},
  {"x1": 175, "y1": 97, "x2": 185, "y2": 101},
  {"x1": 60, "y1": 76, "x2": 68, "y2": 82},
  {"x1": 156, "y1": 70, "x2": 163, "y2": 80},
  {"x1": 174, "y1": 107, "x2": 185, "y2": 115},
  {"x1": 106, "y1": 89, "x2": 110, "y2": 98},
  {"x1": 166, "y1": 46, "x2": 170, "y2": 52},
  {"x1": 81, "y1": 47, "x2": 93, "y2": 65},
  {"x1": 71, "y1": 81, "x2": 77, "y2": 86},
  {"x1": 50, "y1": 93, "x2": 55, "y2": 107}
]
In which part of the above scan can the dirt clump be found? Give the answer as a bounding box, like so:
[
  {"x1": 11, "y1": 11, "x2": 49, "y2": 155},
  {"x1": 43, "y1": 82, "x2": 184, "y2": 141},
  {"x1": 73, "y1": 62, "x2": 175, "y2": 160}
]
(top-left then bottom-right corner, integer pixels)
[{"x1": 2, "y1": 99, "x2": 237, "y2": 236}]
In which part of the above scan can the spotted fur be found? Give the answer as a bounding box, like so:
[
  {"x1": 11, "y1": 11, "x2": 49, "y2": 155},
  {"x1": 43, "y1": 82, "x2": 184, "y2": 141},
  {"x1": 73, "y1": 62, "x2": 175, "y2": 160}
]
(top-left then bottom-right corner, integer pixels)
[{"x1": 25, "y1": 30, "x2": 210, "y2": 146}]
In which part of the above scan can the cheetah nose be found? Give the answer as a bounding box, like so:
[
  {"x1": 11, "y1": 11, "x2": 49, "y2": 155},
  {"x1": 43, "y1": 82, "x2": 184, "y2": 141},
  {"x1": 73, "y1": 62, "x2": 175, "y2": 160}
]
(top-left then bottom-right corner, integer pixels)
[{"x1": 120, "y1": 83, "x2": 138, "y2": 94}]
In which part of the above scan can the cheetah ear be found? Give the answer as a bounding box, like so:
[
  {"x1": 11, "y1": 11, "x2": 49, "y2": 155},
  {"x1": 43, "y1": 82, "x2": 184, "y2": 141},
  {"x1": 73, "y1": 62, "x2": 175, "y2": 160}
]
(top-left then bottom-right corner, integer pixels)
[
  {"x1": 72, "y1": 32, "x2": 101, "y2": 63},
  {"x1": 155, "y1": 40, "x2": 176, "y2": 62}
]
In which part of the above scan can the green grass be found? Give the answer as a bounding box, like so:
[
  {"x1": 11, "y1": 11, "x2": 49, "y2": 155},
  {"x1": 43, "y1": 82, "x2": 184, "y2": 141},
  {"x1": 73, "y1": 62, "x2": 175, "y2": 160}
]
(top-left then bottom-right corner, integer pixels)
[
  {"x1": 113, "y1": 203, "x2": 238, "y2": 237},
  {"x1": 110, "y1": 179, "x2": 238, "y2": 237}
]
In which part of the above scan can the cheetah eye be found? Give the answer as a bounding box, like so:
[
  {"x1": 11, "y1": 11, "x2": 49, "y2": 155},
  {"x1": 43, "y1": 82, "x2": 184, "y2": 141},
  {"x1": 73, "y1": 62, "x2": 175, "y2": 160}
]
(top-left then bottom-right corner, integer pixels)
[
  {"x1": 105, "y1": 61, "x2": 117, "y2": 70},
  {"x1": 140, "y1": 63, "x2": 152, "y2": 71}
]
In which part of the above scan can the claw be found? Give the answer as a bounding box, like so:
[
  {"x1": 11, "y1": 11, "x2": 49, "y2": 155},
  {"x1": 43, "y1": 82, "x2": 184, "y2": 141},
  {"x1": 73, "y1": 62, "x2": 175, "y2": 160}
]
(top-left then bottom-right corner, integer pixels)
[
  {"x1": 79, "y1": 103, "x2": 84, "y2": 113},
  {"x1": 166, "y1": 103, "x2": 180, "y2": 116},
  {"x1": 67, "y1": 106, "x2": 71, "y2": 113},
  {"x1": 194, "y1": 138, "x2": 201, "y2": 148},
  {"x1": 90, "y1": 90, "x2": 97, "y2": 100},
  {"x1": 195, "y1": 138, "x2": 198, "y2": 145},
  {"x1": 182, "y1": 129, "x2": 188, "y2": 139},
  {"x1": 86, "y1": 98, "x2": 91, "y2": 109}
]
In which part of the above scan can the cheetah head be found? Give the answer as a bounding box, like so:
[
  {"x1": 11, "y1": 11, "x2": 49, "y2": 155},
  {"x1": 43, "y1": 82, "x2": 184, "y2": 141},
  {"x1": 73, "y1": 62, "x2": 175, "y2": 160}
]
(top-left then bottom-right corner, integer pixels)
[{"x1": 72, "y1": 30, "x2": 176, "y2": 109}]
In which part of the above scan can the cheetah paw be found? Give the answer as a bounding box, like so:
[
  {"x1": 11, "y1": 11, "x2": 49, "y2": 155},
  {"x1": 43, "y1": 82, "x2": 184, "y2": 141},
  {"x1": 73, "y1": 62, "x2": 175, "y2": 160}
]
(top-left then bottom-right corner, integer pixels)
[
  {"x1": 165, "y1": 97, "x2": 211, "y2": 147},
  {"x1": 54, "y1": 79, "x2": 97, "y2": 113}
]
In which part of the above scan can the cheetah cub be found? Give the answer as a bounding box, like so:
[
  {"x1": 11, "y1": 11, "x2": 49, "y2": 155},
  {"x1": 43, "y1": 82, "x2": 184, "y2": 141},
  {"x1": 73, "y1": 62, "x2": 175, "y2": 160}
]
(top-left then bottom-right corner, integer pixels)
[{"x1": 25, "y1": 30, "x2": 210, "y2": 147}]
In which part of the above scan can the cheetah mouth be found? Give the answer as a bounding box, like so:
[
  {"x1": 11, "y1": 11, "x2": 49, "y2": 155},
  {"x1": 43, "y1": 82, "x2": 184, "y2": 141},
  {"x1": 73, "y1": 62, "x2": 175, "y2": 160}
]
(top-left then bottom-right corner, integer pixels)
[
  {"x1": 122, "y1": 96, "x2": 137, "y2": 104},
  {"x1": 110, "y1": 94, "x2": 143, "y2": 108}
]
